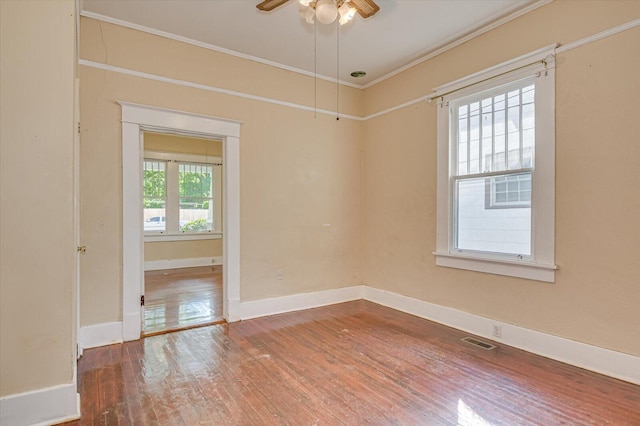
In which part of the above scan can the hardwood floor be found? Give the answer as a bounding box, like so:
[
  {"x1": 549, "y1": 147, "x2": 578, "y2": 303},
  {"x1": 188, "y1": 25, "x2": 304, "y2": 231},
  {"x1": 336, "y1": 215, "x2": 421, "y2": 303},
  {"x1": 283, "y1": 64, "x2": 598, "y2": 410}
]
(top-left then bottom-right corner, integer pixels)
[
  {"x1": 66, "y1": 300, "x2": 640, "y2": 425},
  {"x1": 144, "y1": 266, "x2": 223, "y2": 335}
]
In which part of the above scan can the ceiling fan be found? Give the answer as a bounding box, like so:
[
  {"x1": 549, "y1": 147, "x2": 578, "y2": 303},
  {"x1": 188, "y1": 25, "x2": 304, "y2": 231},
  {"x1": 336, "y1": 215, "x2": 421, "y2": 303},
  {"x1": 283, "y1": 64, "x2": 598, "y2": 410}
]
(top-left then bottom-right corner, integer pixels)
[{"x1": 257, "y1": 0, "x2": 380, "y2": 24}]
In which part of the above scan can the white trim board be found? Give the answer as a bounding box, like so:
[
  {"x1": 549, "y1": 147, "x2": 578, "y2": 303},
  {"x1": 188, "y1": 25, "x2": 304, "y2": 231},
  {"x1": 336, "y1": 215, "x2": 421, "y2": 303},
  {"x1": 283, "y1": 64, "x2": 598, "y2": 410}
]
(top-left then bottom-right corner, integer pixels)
[
  {"x1": 0, "y1": 383, "x2": 80, "y2": 426},
  {"x1": 239, "y1": 285, "x2": 365, "y2": 320},
  {"x1": 144, "y1": 256, "x2": 223, "y2": 271},
  {"x1": 80, "y1": 321, "x2": 123, "y2": 349},
  {"x1": 120, "y1": 102, "x2": 242, "y2": 339}
]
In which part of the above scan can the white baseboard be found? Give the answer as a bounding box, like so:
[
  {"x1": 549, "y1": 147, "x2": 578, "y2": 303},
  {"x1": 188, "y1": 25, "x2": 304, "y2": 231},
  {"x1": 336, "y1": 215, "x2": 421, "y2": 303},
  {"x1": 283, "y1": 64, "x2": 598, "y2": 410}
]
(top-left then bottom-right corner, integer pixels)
[
  {"x1": 363, "y1": 286, "x2": 640, "y2": 385},
  {"x1": 144, "y1": 256, "x2": 222, "y2": 271},
  {"x1": 0, "y1": 383, "x2": 80, "y2": 426},
  {"x1": 78, "y1": 284, "x2": 639, "y2": 385},
  {"x1": 80, "y1": 321, "x2": 123, "y2": 349},
  {"x1": 226, "y1": 297, "x2": 241, "y2": 323},
  {"x1": 239, "y1": 285, "x2": 365, "y2": 320}
]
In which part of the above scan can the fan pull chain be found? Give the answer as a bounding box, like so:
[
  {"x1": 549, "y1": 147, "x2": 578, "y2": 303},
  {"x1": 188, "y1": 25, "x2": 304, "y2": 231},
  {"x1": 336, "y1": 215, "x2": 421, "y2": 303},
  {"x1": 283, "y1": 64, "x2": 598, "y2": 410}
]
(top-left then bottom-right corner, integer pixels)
[
  {"x1": 336, "y1": 19, "x2": 340, "y2": 121},
  {"x1": 314, "y1": 18, "x2": 317, "y2": 119}
]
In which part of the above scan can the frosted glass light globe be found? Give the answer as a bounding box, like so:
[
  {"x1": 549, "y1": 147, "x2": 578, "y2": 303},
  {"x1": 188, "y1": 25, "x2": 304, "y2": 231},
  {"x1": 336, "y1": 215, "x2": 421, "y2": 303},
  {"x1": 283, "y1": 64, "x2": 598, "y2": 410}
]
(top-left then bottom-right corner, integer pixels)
[{"x1": 315, "y1": 0, "x2": 338, "y2": 24}]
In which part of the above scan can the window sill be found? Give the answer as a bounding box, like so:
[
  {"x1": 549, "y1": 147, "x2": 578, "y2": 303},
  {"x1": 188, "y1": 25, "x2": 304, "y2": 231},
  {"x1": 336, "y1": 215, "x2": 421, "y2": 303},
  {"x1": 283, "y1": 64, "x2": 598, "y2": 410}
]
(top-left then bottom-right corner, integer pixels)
[
  {"x1": 144, "y1": 233, "x2": 222, "y2": 242},
  {"x1": 434, "y1": 251, "x2": 557, "y2": 283}
]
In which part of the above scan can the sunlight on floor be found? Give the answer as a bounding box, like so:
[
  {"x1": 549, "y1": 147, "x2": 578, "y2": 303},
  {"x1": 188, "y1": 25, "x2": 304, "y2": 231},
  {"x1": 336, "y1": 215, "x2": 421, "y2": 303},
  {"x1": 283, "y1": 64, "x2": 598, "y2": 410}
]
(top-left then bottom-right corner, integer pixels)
[{"x1": 457, "y1": 399, "x2": 494, "y2": 426}]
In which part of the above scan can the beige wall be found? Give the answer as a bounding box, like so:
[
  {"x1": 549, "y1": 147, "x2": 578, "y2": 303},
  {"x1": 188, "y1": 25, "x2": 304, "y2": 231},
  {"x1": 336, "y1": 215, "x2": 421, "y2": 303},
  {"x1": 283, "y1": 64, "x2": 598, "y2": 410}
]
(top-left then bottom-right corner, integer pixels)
[
  {"x1": 0, "y1": 0, "x2": 77, "y2": 396},
  {"x1": 143, "y1": 132, "x2": 223, "y2": 261},
  {"x1": 79, "y1": 17, "x2": 363, "y2": 326},
  {"x1": 362, "y1": 1, "x2": 640, "y2": 356}
]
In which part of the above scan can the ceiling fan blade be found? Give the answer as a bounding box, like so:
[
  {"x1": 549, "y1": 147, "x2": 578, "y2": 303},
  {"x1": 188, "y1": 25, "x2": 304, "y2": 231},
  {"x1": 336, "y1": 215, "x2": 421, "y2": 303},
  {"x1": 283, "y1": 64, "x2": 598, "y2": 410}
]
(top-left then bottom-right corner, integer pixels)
[
  {"x1": 256, "y1": 0, "x2": 290, "y2": 12},
  {"x1": 349, "y1": 0, "x2": 380, "y2": 19}
]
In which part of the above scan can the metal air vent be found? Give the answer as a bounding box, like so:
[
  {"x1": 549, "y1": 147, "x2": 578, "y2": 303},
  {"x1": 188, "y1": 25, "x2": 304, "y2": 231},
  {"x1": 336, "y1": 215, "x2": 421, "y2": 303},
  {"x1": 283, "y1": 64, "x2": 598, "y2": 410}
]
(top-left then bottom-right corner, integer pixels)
[{"x1": 461, "y1": 336, "x2": 497, "y2": 350}]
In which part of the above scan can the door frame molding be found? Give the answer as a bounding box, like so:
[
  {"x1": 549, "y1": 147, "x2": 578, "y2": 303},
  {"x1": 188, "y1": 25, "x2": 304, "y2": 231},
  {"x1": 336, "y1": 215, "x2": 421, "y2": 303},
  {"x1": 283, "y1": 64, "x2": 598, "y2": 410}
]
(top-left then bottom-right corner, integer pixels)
[{"x1": 120, "y1": 102, "x2": 242, "y2": 341}]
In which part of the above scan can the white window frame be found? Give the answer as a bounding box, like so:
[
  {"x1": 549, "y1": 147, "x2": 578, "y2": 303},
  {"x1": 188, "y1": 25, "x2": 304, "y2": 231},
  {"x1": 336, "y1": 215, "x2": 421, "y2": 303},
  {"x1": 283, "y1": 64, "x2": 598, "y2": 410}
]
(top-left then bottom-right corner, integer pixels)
[
  {"x1": 434, "y1": 45, "x2": 558, "y2": 282},
  {"x1": 143, "y1": 150, "x2": 223, "y2": 242}
]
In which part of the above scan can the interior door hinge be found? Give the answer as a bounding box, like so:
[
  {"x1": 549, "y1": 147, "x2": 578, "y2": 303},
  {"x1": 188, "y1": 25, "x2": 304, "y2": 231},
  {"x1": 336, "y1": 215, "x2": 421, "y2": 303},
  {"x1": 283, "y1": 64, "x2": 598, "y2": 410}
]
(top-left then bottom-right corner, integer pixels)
[
  {"x1": 140, "y1": 295, "x2": 145, "y2": 306},
  {"x1": 77, "y1": 122, "x2": 81, "y2": 134}
]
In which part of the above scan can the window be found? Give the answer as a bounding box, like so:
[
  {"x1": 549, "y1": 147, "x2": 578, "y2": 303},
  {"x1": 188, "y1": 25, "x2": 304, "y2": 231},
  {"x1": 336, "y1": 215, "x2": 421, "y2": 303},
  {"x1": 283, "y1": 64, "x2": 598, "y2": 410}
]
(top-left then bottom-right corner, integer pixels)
[
  {"x1": 143, "y1": 151, "x2": 222, "y2": 240},
  {"x1": 434, "y1": 45, "x2": 557, "y2": 282}
]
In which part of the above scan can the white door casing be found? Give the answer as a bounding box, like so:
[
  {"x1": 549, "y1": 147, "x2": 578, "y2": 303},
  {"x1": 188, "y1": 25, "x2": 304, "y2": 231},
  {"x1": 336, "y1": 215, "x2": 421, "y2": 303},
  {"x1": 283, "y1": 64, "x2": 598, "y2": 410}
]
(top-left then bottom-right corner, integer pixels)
[{"x1": 120, "y1": 102, "x2": 242, "y2": 341}]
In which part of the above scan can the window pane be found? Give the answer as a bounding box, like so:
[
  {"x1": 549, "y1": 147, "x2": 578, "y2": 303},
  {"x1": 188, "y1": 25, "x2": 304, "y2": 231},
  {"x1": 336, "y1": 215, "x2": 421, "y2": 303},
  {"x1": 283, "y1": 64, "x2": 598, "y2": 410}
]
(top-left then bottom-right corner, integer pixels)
[
  {"x1": 490, "y1": 172, "x2": 531, "y2": 207},
  {"x1": 455, "y1": 175, "x2": 531, "y2": 255},
  {"x1": 143, "y1": 160, "x2": 166, "y2": 232},
  {"x1": 179, "y1": 197, "x2": 213, "y2": 232},
  {"x1": 469, "y1": 105, "x2": 480, "y2": 174},
  {"x1": 179, "y1": 163, "x2": 214, "y2": 232},
  {"x1": 454, "y1": 83, "x2": 534, "y2": 178},
  {"x1": 457, "y1": 105, "x2": 468, "y2": 175}
]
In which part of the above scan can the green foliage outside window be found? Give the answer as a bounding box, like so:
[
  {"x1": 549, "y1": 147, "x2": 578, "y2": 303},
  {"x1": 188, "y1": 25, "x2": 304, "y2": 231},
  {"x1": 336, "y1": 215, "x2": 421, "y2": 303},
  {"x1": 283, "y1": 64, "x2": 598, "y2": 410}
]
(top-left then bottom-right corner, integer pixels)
[
  {"x1": 179, "y1": 168, "x2": 212, "y2": 210},
  {"x1": 143, "y1": 169, "x2": 165, "y2": 208},
  {"x1": 180, "y1": 218, "x2": 209, "y2": 232}
]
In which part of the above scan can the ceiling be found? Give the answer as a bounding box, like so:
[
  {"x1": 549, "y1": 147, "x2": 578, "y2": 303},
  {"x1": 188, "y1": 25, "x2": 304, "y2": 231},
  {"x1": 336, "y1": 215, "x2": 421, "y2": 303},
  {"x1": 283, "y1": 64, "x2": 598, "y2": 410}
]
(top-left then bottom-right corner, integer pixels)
[{"x1": 80, "y1": 0, "x2": 544, "y2": 87}]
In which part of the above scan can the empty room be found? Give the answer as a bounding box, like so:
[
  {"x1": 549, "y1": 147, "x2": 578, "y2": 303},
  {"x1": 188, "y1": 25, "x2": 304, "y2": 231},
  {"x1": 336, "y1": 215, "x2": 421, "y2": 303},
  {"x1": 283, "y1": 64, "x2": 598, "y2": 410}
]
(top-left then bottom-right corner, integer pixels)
[{"x1": 1, "y1": 0, "x2": 639, "y2": 425}]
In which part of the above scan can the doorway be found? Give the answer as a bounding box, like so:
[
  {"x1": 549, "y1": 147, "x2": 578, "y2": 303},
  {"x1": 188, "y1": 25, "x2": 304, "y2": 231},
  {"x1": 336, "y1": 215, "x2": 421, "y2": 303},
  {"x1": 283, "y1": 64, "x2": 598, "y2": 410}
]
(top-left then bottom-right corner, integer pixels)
[
  {"x1": 142, "y1": 131, "x2": 224, "y2": 334},
  {"x1": 120, "y1": 102, "x2": 241, "y2": 341}
]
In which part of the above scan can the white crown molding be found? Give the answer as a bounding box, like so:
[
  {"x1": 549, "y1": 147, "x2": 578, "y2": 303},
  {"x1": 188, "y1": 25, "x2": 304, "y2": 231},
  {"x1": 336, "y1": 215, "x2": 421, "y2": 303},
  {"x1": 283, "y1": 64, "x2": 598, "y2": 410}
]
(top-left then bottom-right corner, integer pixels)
[
  {"x1": 362, "y1": 0, "x2": 555, "y2": 89},
  {"x1": 0, "y1": 383, "x2": 80, "y2": 426},
  {"x1": 80, "y1": 2, "x2": 555, "y2": 91},
  {"x1": 79, "y1": 10, "x2": 362, "y2": 90}
]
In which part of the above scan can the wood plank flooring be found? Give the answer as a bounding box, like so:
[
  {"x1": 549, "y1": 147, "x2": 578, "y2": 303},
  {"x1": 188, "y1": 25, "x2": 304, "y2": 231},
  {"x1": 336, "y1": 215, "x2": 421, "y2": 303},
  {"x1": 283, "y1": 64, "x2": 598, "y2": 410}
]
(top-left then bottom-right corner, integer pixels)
[
  {"x1": 144, "y1": 266, "x2": 223, "y2": 335},
  {"x1": 66, "y1": 300, "x2": 640, "y2": 425}
]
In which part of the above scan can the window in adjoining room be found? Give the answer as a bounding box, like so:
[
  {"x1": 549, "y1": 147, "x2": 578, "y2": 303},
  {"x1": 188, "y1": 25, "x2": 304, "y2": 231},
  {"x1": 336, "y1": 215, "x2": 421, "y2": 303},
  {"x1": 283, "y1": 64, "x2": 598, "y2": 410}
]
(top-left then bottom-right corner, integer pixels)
[{"x1": 143, "y1": 151, "x2": 222, "y2": 240}]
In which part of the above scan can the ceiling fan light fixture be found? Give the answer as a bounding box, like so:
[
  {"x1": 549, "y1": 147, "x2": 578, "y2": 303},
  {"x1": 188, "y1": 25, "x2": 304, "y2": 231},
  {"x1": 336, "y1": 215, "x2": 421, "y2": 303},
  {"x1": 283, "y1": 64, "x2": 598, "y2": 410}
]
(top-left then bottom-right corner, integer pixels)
[
  {"x1": 338, "y1": 2, "x2": 356, "y2": 25},
  {"x1": 315, "y1": 0, "x2": 338, "y2": 24}
]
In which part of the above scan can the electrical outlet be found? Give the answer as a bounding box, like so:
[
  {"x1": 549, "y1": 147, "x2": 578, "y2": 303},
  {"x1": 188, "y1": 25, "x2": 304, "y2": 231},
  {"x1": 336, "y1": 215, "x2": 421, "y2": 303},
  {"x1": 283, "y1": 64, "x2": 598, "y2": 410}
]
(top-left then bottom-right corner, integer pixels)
[
  {"x1": 492, "y1": 324, "x2": 502, "y2": 338},
  {"x1": 275, "y1": 269, "x2": 284, "y2": 280}
]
